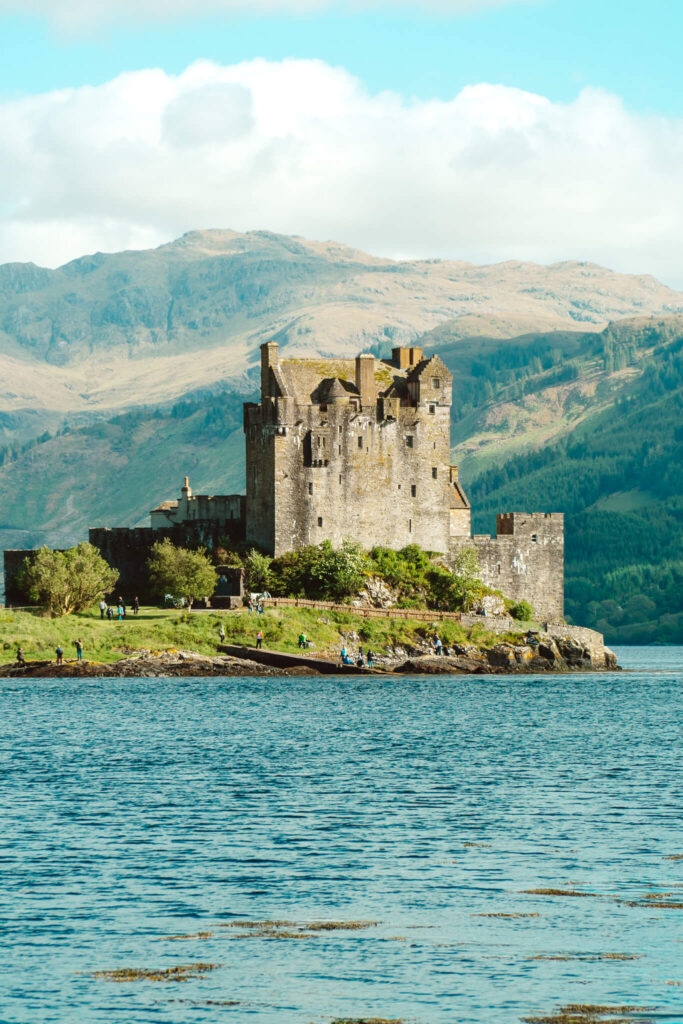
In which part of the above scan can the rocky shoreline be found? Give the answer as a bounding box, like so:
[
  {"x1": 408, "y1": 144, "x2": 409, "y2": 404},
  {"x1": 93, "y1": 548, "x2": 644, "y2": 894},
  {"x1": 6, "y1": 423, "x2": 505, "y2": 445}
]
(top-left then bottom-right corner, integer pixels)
[{"x1": 0, "y1": 633, "x2": 618, "y2": 678}]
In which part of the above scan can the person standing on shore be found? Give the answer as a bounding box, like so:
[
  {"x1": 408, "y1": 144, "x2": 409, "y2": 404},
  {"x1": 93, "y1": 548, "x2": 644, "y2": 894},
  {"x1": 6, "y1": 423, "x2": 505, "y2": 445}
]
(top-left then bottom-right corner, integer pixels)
[
  {"x1": 367, "y1": 649, "x2": 374, "y2": 669},
  {"x1": 74, "y1": 639, "x2": 83, "y2": 661},
  {"x1": 99, "y1": 599, "x2": 107, "y2": 619},
  {"x1": 55, "y1": 645, "x2": 63, "y2": 665},
  {"x1": 16, "y1": 646, "x2": 26, "y2": 667},
  {"x1": 256, "y1": 630, "x2": 263, "y2": 649}
]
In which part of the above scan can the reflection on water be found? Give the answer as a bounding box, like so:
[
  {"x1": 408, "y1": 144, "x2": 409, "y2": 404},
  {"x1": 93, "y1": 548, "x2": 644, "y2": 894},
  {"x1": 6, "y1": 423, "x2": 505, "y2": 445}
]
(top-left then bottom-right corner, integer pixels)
[{"x1": 1, "y1": 647, "x2": 682, "y2": 1023}]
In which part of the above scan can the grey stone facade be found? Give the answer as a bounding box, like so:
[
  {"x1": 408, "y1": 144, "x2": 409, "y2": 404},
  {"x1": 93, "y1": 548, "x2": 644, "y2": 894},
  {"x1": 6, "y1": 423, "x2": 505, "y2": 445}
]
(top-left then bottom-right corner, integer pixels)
[{"x1": 244, "y1": 343, "x2": 471, "y2": 555}]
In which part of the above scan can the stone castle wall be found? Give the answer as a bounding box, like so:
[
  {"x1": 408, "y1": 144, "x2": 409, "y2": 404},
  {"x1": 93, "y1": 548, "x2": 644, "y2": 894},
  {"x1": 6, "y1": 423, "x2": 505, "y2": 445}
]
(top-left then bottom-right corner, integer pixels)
[{"x1": 451, "y1": 513, "x2": 564, "y2": 622}]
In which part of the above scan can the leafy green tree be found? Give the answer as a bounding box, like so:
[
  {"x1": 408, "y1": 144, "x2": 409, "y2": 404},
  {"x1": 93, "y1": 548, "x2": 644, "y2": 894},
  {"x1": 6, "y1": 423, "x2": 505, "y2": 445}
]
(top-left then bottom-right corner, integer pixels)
[
  {"x1": 450, "y1": 547, "x2": 483, "y2": 612},
  {"x1": 244, "y1": 548, "x2": 273, "y2": 592},
  {"x1": 147, "y1": 539, "x2": 217, "y2": 607},
  {"x1": 18, "y1": 543, "x2": 119, "y2": 617},
  {"x1": 270, "y1": 540, "x2": 367, "y2": 601}
]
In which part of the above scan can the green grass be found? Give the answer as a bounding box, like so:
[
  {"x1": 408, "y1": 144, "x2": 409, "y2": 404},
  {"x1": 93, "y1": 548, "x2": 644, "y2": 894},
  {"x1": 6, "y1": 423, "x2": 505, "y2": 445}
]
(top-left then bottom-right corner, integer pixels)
[{"x1": 0, "y1": 605, "x2": 525, "y2": 665}]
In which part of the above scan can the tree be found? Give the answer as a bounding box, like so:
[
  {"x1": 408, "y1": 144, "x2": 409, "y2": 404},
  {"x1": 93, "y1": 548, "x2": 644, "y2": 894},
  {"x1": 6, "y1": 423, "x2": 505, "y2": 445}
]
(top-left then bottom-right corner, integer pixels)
[
  {"x1": 18, "y1": 543, "x2": 119, "y2": 617},
  {"x1": 147, "y1": 539, "x2": 217, "y2": 607},
  {"x1": 244, "y1": 548, "x2": 273, "y2": 592},
  {"x1": 450, "y1": 547, "x2": 483, "y2": 612}
]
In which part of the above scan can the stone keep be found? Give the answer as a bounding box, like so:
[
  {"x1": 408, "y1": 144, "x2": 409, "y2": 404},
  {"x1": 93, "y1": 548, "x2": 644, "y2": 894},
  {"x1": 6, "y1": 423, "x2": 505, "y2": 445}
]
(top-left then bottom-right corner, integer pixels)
[{"x1": 244, "y1": 343, "x2": 472, "y2": 556}]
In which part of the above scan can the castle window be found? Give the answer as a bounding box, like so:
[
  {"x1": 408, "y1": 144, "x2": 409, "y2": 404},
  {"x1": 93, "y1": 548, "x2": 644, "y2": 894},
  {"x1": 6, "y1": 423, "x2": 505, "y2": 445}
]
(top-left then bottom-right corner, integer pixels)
[
  {"x1": 406, "y1": 435, "x2": 414, "y2": 448},
  {"x1": 339, "y1": 475, "x2": 342, "y2": 485},
  {"x1": 318, "y1": 516, "x2": 323, "y2": 527},
  {"x1": 531, "y1": 534, "x2": 538, "y2": 543},
  {"x1": 411, "y1": 485, "x2": 417, "y2": 497},
  {"x1": 308, "y1": 483, "x2": 313, "y2": 495},
  {"x1": 429, "y1": 405, "x2": 436, "y2": 415},
  {"x1": 409, "y1": 519, "x2": 412, "y2": 533},
  {"x1": 338, "y1": 445, "x2": 341, "y2": 454},
  {"x1": 339, "y1": 425, "x2": 343, "y2": 434},
  {"x1": 358, "y1": 436, "x2": 363, "y2": 448},
  {"x1": 433, "y1": 378, "x2": 441, "y2": 389},
  {"x1": 432, "y1": 467, "x2": 438, "y2": 479}
]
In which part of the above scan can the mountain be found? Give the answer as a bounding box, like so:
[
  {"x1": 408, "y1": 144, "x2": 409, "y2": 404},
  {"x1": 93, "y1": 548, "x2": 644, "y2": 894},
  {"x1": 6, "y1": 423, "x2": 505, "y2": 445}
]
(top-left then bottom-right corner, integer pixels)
[
  {"x1": 3, "y1": 228, "x2": 683, "y2": 449},
  {"x1": 2, "y1": 229, "x2": 682, "y2": 640}
]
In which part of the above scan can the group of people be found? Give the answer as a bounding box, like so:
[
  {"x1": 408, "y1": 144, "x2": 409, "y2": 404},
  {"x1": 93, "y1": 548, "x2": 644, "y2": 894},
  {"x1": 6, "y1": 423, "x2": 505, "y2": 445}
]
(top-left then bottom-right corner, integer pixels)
[
  {"x1": 247, "y1": 600, "x2": 264, "y2": 615},
  {"x1": 15, "y1": 639, "x2": 81, "y2": 666},
  {"x1": 99, "y1": 596, "x2": 140, "y2": 621},
  {"x1": 339, "y1": 645, "x2": 374, "y2": 669}
]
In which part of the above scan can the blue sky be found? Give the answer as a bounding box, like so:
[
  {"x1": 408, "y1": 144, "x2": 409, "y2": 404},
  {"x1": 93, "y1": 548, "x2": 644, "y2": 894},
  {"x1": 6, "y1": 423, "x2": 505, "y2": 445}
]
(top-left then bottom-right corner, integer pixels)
[
  {"x1": 2, "y1": 0, "x2": 680, "y2": 113},
  {"x1": 0, "y1": 0, "x2": 681, "y2": 281}
]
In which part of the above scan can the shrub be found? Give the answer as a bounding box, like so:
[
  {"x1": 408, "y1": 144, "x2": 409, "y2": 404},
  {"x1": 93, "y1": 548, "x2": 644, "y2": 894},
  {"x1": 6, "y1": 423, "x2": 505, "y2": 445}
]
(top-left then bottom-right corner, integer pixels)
[
  {"x1": 508, "y1": 599, "x2": 534, "y2": 621},
  {"x1": 270, "y1": 540, "x2": 367, "y2": 601},
  {"x1": 244, "y1": 549, "x2": 273, "y2": 592}
]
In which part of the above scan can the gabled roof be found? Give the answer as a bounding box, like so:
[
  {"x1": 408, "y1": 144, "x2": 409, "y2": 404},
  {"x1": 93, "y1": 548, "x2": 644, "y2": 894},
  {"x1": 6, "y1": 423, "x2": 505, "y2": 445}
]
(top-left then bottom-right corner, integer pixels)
[
  {"x1": 407, "y1": 354, "x2": 451, "y2": 381},
  {"x1": 450, "y1": 481, "x2": 471, "y2": 510},
  {"x1": 150, "y1": 499, "x2": 179, "y2": 513},
  {"x1": 278, "y1": 357, "x2": 407, "y2": 405}
]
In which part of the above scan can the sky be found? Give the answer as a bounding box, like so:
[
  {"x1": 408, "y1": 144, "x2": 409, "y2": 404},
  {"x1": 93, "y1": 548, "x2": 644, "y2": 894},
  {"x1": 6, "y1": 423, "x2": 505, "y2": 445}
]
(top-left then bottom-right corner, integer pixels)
[{"x1": 1, "y1": 0, "x2": 682, "y2": 284}]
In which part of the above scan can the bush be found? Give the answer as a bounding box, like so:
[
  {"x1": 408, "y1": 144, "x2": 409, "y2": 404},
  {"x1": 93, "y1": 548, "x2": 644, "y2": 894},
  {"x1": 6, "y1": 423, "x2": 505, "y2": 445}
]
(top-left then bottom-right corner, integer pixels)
[
  {"x1": 18, "y1": 543, "x2": 119, "y2": 617},
  {"x1": 147, "y1": 539, "x2": 217, "y2": 607},
  {"x1": 270, "y1": 540, "x2": 367, "y2": 601},
  {"x1": 508, "y1": 600, "x2": 534, "y2": 621},
  {"x1": 244, "y1": 549, "x2": 273, "y2": 592}
]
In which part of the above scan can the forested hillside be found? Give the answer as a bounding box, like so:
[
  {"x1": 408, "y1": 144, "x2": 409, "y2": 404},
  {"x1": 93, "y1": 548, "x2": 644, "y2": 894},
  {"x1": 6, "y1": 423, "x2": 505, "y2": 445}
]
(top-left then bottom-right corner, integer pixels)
[{"x1": 462, "y1": 326, "x2": 683, "y2": 643}]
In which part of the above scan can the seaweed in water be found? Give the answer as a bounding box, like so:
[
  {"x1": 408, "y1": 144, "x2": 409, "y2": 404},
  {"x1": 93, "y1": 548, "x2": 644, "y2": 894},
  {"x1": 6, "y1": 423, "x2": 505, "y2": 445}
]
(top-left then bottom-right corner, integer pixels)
[
  {"x1": 521, "y1": 1004, "x2": 653, "y2": 1024},
  {"x1": 92, "y1": 962, "x2": 221, "y2": 983},
  {"x1": 528, "y1": 953, "x2": 641, "y2": 962},
  {"x1": 521, "y1": 889, "x2": 598, "y2": 897},
  {"x1": 475, "y1": 912, "x2": 540, "y2": 919},
  {"x1": 161, "y1": 931, "x2": 215, "y2": 940},
  {"x1": 329, "y1": 1019, "x2": 404, "y2": 1024},
  {"x1": 218, "y1": 919, "x2": 380, "y2": 939}
]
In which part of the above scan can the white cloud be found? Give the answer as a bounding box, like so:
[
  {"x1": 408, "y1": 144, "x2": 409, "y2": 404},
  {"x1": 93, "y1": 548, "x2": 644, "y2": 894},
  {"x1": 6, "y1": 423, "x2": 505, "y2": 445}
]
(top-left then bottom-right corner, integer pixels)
[
  {"x1": 1, "y1": 58, "x2": 682, "y2": 284},
  {"x1": 0, "y1": 0, "x2": 532, "y2": 30}
]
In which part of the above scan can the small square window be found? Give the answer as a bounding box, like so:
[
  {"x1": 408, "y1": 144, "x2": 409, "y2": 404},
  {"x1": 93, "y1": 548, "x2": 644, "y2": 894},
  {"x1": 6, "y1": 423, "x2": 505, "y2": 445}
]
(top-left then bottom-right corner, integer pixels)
[
  {"x1": 308, "y1": 483, "x2": 313, "y2": 495},
  {"x1": 318, "y1": 516, "x2": 323, "y2": 527},
  {"x1": 358, "y1": 436, "x2": 363, "y2": 448},
  {"x1": 406, "y1": 435, "x2": 414, "y2": 448},
  {"x1": 433, "y1": 378, "x2": 441, "y2": 388},
  {"x1": 411, "y1": 484, "x2": 417, "y2": 497},
  {"x1": 432, "y1": 467, "x2": 438, "y2": 479},
  {"x1": 429, "y1": 405, "x2": 436, "y2": 415}
]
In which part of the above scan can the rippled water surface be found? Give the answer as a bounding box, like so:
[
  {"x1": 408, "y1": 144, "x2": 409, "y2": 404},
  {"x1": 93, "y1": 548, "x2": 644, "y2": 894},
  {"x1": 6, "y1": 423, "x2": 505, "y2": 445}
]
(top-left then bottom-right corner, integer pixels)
[{"x1": 1, "y1": 646, "x2": 682, "y2": 1024}]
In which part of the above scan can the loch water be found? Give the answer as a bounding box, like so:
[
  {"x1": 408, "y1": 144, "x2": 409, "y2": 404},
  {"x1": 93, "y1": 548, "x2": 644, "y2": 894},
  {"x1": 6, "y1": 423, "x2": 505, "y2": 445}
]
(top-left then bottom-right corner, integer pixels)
[{"x1": 1, "y1": 646, "x2": 682, "y2": 1024}]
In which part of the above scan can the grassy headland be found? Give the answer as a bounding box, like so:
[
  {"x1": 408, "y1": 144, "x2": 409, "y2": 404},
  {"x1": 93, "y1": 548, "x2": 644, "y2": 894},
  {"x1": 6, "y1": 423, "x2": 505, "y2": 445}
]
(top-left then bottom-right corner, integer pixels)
[{"x1": 0, "y1": 604, "x2": 529, "y2": 667}]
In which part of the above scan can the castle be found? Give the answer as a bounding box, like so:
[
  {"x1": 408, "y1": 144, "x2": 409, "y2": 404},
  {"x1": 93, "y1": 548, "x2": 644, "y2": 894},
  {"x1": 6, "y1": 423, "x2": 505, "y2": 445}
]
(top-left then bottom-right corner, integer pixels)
[{"x1": 4, "y1": 344, "x2": 564, "y2": 619}]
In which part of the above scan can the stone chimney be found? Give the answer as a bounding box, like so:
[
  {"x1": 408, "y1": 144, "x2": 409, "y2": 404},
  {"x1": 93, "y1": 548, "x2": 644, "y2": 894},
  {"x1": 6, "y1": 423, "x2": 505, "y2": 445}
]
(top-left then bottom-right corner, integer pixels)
[
  {"x1": 260, "y1": 341, "x2": 279, "y2": 400},
  {"x1": 355, "y1": 353, "x2": 376, "y2": 407},
  {"x1": 182, "y1": 475, "x2": 192, "y2": 497},
  {"x1": 391, "y1": 346, "x2": 423, "y2": 369}
]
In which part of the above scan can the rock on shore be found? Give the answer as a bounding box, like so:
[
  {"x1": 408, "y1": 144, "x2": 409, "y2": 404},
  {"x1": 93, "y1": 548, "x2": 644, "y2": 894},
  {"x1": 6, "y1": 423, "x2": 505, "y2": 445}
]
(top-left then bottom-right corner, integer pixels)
[
  {"x1": 396, "y1": 634, "x2": 619, "y2": 674},
  {"x1": 0, "y1": 649, "x2": 280, "y2": 678}
]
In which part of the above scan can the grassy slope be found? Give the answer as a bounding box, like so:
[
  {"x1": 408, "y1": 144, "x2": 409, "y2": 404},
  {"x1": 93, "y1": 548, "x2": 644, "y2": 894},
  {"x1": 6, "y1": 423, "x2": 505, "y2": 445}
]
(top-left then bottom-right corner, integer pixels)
[{"x1": 0, "y1": 605, "x2": 520, "y2": 666}]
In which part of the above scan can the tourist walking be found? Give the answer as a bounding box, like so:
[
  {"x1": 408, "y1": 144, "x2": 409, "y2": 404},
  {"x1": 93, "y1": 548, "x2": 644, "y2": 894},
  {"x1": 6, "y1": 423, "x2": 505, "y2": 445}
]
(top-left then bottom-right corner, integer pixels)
[
  {"x1": 434, "y1": 635, "x2": 443, "y2": 656},
  {"x1": 248, "y1": 600, "x2": 253, "y2": 613},
  {"x1": 55, "y1": 645, "x2": 63, "y2": 665},
  {"x1": 132, "y1": 596, "x2": 140, "y2": 616},
  {"x1": 256, "y1": 630, "x2": 263, "y2": 649},
  {"x1": 257, "y1": 603, "x2": 263, "y2": 616},
  {"x1": 218, "y1": 623, "x2": 226, "y2": 643},
  {"x1": 16, "y1": 646, "x2": 26, "y2": 667},
  {"x1": 366, "y1": 649, "x2": 374, "y2": 669},
  {"x1": 99, "y1": 599, "x2": 107, "y2": 619},
  {"x1": 117, "y1": 604, "x2": 124, "y2": 621},
  {"x1": 74, "y1": 639, "x2": 83, "y2": 661},
  {"x1": 106, "y1": 605, "x2": 114, "y2": 621},
  {"x1": 118, "y1": 597, "x2": 126, "y2": 618}
]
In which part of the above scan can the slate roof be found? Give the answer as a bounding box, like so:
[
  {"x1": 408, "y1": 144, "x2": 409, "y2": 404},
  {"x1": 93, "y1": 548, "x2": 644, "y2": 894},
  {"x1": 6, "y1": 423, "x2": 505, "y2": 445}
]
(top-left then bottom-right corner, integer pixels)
[{"x1": 278, "y1": 357, "x2": 406, "y2": 404}]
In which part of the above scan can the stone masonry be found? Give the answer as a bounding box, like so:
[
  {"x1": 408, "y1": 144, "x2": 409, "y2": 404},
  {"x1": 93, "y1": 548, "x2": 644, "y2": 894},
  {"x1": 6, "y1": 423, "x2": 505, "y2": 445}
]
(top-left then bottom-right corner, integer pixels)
[{"x1": 244, "y1": 343, "x2": 471, "y2": 555}]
